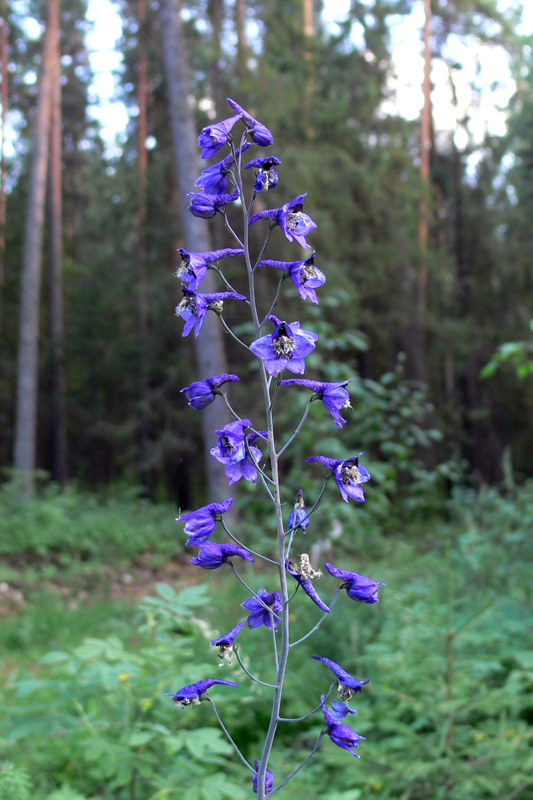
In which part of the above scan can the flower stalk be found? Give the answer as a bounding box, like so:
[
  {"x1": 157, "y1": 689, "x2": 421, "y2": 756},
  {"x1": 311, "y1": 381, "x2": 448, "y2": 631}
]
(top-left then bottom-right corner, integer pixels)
[{"x1": 169, "y1": 98, "x2": 383, "y2": 799}]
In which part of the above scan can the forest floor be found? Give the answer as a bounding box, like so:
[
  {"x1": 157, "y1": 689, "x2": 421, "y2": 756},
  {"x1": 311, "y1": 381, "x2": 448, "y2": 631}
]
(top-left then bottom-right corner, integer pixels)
[{"x1": 0, "y1": 553, "x2": 191, "y2": 618}]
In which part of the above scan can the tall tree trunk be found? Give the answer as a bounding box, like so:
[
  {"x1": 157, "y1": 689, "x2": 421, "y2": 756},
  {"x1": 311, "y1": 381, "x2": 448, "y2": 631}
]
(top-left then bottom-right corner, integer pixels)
[
  {"x1": 13, "y1": 0, "x2": 60, "y2": 493},
  {"x1": 409, "y1": 0, "x2": 432, "y2": 383},
  {"x1": 137, "y1": 0, "x2": 149, "y2": 484},
  {"x1": 419, "y1": 0, "x2": 432, "y2": 301},
  {"x1": 234, "y1": 0, "x2": 248, "y2": 88},
  {"x1": 302, "y1": 0, "x2": 314, "y2": 134},
  {"x1": 0, "y1": 4, "x2": 8, "y2": 296},
  {"x1": 46, "y1": 9, "x2": 68, "y2": 485},
  {"x1": 208, "y1": 0, "x2": 225, "y2": 119},
  {"x1": 159, "y1": 0, "x2": 231, "y2": 503}
]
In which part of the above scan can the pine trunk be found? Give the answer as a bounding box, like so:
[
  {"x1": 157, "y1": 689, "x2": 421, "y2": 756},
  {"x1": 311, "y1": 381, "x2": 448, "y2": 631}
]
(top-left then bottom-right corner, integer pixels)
[
  {"x1": 46, "y1": 14, "x2": 68, "y2": 484},
  {"x1": 159, "y1": 0, "x2": 231, "y2": 503},
  {"x1": 13, "y1": 0, "x2": 60, "y2": 492},
  {"x1": 137, "y1": 0, "x2": 149, "y2": 484},
  {"x1": 0, "y1": 6, "x2": 8, "y2": 294}
]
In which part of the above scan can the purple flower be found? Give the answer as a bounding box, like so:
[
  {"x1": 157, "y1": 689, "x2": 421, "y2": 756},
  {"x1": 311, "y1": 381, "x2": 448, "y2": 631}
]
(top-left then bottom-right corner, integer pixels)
[
  {"x1": 331, "y1": 701, "x2": 358, "y2": 720},
  {"x1": 176, "y1": 248, "x2": 245, "y2": 291},
  {"x1": 259, "y1": 253, "x2": 325, "y2": 304},
  {"x1": 188, "y1": 189, "x2": 239, "y2": 219},
  {"x1": 195, "y1": 143, "x2": 252, "y2": 194},
  {"x1": 305, "y1": 452, "x2": 370, "y2": 502},
  {"x1": 287, "y1": 488, "x2": 309, "y2": 532},
  {"x1": 245, "y1": 156, "x2": 281, "y2": 192},
  {"x1": 253, "y1": 760, "x2": 275, "y2": 795},
  {"x1": 281, "y1": 378, "x2": 352, "y2": 427},
  {"x1": 177, "y1": 497, "x2": 233, "y2": 546},
  {"x1": 181, "y1": 373, "x2": 239, "y2": 410},
  {"x1": 286, "y1": 558, "x2": 329, "y2": 613},
  {"x1": 197, "y1": 113, "x2": 243, "y2": 158},
  {"x1": 242, "y1": 588, "x2": 282, "y2": 631},
  {"x1": 324, "y1": 562, "x2": 385, "y2": 604},
  {"x1": 210, "y1": 419, "x2": 265, "y2": 485},
  {"x1": 176, "y1": 288, "x2": 247, "y2": 337},
  {"x1": 190, "y1": 541, "x2": 254, "y2": 570},
  {"x1": 250, "y1": 315, "x2": 317, "y2": 376},
  {"x1": 248, "y1": 194, "x2": 317, "y2": 249},
  {"x1": 321, "y1": 695, "x2": 365, "y2": 757},
  {"x1": 166, "y1": 678, "x2": 238, "y2": 707},
  {"x1": 211, "y1": 620, "x2": 247, "y2": 663},
  {"x1": 311, "y1": 655, "x2": 369, "y2": 700},
  {"x1": 226, "y1": 98, "x2": 273, "y2": 147}
]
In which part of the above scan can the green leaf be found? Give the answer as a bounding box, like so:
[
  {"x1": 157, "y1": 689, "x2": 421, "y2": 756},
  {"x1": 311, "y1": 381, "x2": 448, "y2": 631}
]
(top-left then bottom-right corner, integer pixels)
[
  {"x1": 126, "y1": 731, "x2": 154, "y2": 747},
  {"x1": 73, "y1": 640, "x2": 105, "y2": 659},
  {"x1": 38, "y1": 651, "x2": 71, "y2": 665}
]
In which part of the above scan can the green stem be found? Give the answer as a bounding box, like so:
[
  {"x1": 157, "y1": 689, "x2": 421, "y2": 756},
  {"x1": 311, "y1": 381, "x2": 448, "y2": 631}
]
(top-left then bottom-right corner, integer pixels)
[
  {"x1": 278, "y1": 684, "x2": 335, "y2": 722},
  {"x1": 278, "y1": 397, "x2": 313, "y2": 456},
  {"x1": 236, "y1": 153, "x2": 291, "y2": 800},
  {"x1": 234, "y1": 648, "x2": 277, "y2": 688},
  {"x1": 268, "y1": 732, "x2": 324, "y2": 795},
  {"x1": 206, "y1": 697, "x2": 254, "y2": 772},
  {"x1": 221, "y1": 518, "x2": 278, "y2": 565},
  {"x1": 290, "y1": 587, "x2": 341, "y2": 647}
]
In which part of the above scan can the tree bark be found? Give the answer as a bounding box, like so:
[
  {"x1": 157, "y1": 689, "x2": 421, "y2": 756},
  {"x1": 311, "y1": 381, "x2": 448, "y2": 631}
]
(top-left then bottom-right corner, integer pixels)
[
  {"x1": 302, "y1": 0, "x2": 314, "y2": 132},
  {"x1": 0, "y1": 5, "x2": 8, "y2": 294},
  {"x1": 13, "y1": 0, "x2": 60, "y2": 492},
  {"x1": 46, "y1": 8, "x2": 68, "y2": 485},
  {"x1": 234, "y1": 0, "x2": 248, "y2": 87},
  {"x1": 159, "y1": 0, "x2": 231, "y2": 503},
  {"x1": 419, "y1": 0, "x2": 431, "y2": 312},
  {"x1": 136, "y1": 0, "x2": 149, "y2": 484},
  {"x1": 208, "y1": 0, "x2": 225, "y2": 118},
  {"x1": 408, "y1": 0, "x2": 432, "y2": 384}
]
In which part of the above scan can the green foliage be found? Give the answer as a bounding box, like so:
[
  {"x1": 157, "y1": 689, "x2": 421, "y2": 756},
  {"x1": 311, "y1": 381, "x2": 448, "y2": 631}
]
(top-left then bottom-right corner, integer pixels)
[
  {"x1": 0, "y1": 763, "x2": 31, "y2": 800},
  {"x1": 1, "y1": 583, "x2": 245, "y2": 799},
  {"x1": 1, "y1": 483, "x2": 533, "y2": 799},
  {"x1": 481, "y1": 320, "x2": 533, "y2": 380},
  {"x1": 0, "y1": 483, "x2": 177, "y2": 560}
]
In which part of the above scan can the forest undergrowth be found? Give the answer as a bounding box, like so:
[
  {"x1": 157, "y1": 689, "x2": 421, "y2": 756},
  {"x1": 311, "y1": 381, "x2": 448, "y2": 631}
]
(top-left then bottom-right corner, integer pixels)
[{"x1": 1, "y1": 482, "x2": 532, "y2": 800}]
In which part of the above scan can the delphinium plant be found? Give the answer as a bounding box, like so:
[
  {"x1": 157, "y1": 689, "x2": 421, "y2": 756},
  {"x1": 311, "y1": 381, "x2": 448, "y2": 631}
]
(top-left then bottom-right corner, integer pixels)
[{"x1": 171, "y1": 98, "x2": 385, "y2": 799}]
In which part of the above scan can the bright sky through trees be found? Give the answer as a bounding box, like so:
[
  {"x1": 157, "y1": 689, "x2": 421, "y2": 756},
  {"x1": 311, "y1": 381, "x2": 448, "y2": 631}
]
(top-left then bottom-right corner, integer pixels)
[{"x1": 83, "y1": 0, "x2": 532, "y2": 159}]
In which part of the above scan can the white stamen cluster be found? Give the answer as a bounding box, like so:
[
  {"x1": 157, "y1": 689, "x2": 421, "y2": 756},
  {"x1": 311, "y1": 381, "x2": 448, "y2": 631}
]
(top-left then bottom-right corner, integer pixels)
[
  {"x1": 338, "y1": 684, "x2": 353, "y2": 702},
  {"x1": 286, "y1": 209, "x2": 303, "y2": 232},
  {"x1": 299, "y1": 553, "x2": 322, "y2": 580},
  {"x1": 273, "y1": 334, "x2": 295, "y2": 357},
  {"x1": 216, "y1": 644, "x2": 234, "y2": 665},
  {"x1": 341, "y1": 462, "x2": 361, "y2": 485},
  {"x1": 177, "y1": 295, "x2": 198, "y2": 316},
  {"x1": 300, "y1": 263, "x2": 317, "y2": 284}
]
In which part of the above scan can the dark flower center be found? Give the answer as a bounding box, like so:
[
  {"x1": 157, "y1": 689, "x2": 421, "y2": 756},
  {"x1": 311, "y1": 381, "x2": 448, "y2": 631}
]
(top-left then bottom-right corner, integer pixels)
[
  {"x1": 286, "y1": 205, "x2": 304, "y2": 231},
  {"x1": 177, "y1": 296, "x2": 198, "y2": 316},
  {"x1": 220, "y1": 434, "x2": 237, "y2": 454},
  {"x1": 338, "y1": 683, "x2": 354, "y2": 701},
  {"x1": 273, "y1": 335, "x2": 296, "y2": 358},
  {"x1": 300, "y1": 263, "x2": 317, "y2": 283},
  {"x1": 341, "y1": 462, "x2": 361, "y2": 485}
]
